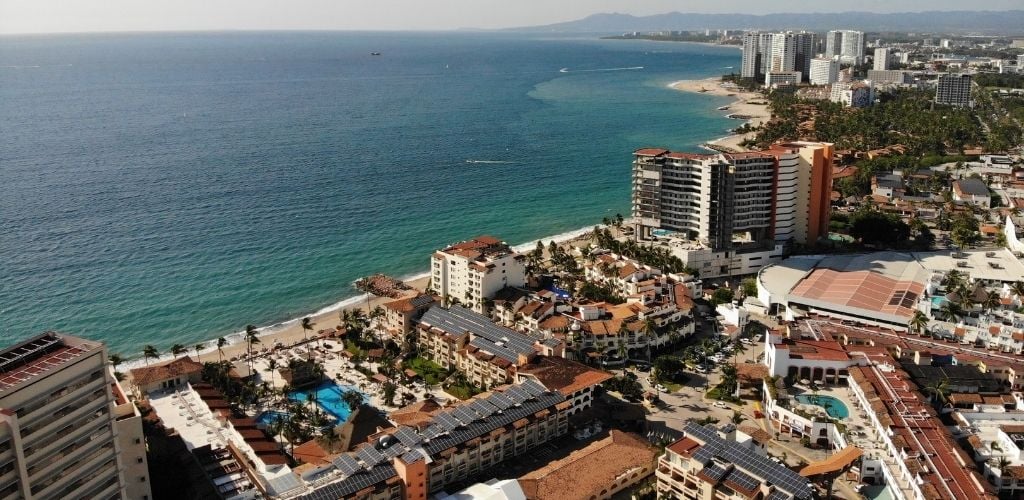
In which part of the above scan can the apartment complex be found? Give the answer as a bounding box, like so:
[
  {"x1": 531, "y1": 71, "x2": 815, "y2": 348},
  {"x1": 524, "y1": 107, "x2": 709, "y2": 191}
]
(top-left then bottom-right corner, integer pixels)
[
  {"x1": 809, "y1": 57, "x2": 839, "y2": 85},
  {"x1": 430, "y1": 236, "x2": 527, "y2": 314},
  {"x1": 825, "y1": 30, "x2": 865, "y2": 64},
  {"x1": 417, "y1": 305, "x2": 552, "y2": 388},
  {"x1": 873, "y1": 47, "x2": 891, "y2": 71},
  {"x1": 657, "y1": 422, "x2": 813, "y2": 499},
  {"x1": 0, "y1": 333, "x2": 148, "y2": 500},
  {"x1": 740, "y1": 31, "x2": 816, "y2": 82},
  {"x1": 830, "y1": 81, "x2": 875, "y2": 108},
  {"x1": 295, "y1": 379, "x2": 572, "y2": 499},
  {"x1": 935, "y1": 73, "x2": 973, "y2": 107},
  {"x1": 866, "y1": 70, "x2": 913, "y2": 85},
  {"x1": 632, "y1": 142, "x2": 832, "y2": 250}
]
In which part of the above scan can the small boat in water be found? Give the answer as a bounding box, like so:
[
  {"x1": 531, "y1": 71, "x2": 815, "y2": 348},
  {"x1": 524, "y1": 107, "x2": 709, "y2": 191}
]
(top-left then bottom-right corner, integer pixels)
[
  {"x1": 717, "y1": 106, "x2": 730, "y2": 110},
  {"x1": 370, "y1": 52, "x2": 381, "y2": 56}
]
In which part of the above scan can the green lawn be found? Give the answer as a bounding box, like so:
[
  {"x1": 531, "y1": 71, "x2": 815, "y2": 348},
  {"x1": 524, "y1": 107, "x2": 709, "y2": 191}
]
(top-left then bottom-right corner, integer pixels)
[{"x1": 406, "y1": 356, "x2": 448, "y2": 385}]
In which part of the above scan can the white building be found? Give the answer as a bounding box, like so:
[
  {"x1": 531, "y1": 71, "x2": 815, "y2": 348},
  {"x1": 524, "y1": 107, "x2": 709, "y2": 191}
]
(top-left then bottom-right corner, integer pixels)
[
  {"x1": 826, "y1": 30, "x2": 865, "y2": 64},
  {"x1": 809, "y1": 57, "x2": 839, "y2": 85},
  {"x1": 769, "y1": 32, "x2": 797, "y2": 74},
  {"x1": 430, "y1": 236, "x2": 527, "y2": 314},
  {"x1": 740, "y1": 32, "x2": 761, "y2": 79},
  {"x1": 764, "y1": 71, "x2": 801, "y2": 88},
  {"x1": 830, "y1": 80, "x2": 874, "y2": 108},
  {"x1": 0, "y1": 333, "x2": 148, "y2": 499},
  {"x1": 873, "y1": 47, "x2": 891, "y2": 71}
]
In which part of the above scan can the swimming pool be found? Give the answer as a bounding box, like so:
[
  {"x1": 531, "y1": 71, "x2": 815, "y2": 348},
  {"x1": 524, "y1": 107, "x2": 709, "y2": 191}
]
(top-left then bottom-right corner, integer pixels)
[
  {"x1": 795, "y1": 394, "x2": 850, "y2": 419},
  {"x1": 931, "y1": 296, "x2": 947, "y2": 309},
  {"x1": 255, "y1": 410, "x2": 290, "y2": 427},
  {"x1": 287, "y1": 380, "x2": 366, "y2": 422}
]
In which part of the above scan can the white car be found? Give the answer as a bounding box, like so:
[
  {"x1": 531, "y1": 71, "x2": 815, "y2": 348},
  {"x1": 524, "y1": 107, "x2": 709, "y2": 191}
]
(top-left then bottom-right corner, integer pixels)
[
  {"x1": 713, "y1": 401, "x2": 728, "y2": 409},
  {"x1": 655, "y1": 384, "x2": 669, "y2": 392}
]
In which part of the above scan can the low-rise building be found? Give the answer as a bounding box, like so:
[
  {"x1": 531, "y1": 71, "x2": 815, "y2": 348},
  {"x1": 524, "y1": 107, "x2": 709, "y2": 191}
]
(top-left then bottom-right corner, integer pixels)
[
  {"x1": 417, "y1": 305, "x2": 560, "y2": 388},
  {"x1": 128, "y1": 355, "x2": 204, "y2": 395},
  {"x1": 657, "y1": 422, "x2": 814, "y2": 499},
  {"x1": 765, "y1": 71, "x2": 802, "y2": 88},
  {"x1": 383, "y1": 293, "x2": 436, "y2": 336},
  {"x1": 518, "y1": 430, "x2": 656, "y2": 500},
  {"x1": 516, "y1": 355, "x2": 612, "y2": 415},
  {"x1": 830, "y1": 80, "x2": 874, "y2": 108},
  {"x1": 953, "y1": 178, "x2": 992, "y2": 208}
]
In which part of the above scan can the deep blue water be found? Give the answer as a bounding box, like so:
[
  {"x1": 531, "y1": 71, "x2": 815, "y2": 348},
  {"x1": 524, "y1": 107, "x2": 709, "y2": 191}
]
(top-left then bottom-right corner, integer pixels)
[{"x1": 0, "y1": 32, "x2": 739, "y2": 357}]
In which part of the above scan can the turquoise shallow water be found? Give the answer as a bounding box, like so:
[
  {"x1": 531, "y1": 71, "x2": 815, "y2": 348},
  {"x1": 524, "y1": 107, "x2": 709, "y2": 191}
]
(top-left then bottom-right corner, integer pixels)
[{"x1": 0, "y1": 32, "x2": 739, "y2": 357}]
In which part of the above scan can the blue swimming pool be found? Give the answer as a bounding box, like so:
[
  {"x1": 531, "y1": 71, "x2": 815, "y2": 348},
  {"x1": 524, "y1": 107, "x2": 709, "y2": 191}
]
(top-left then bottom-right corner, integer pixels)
[
  {"x1": 255, "y1": 410, "x2": 290, "y2": 427},
  {"x1": 287, "y1": 381, "x2": 366, "y2": 422},
  {"x1": 931, "y1": 296, "x2": 947, "y2": 309},
  {"x1": 795, "y1": 394, "x2": 850, "y2": 419}
]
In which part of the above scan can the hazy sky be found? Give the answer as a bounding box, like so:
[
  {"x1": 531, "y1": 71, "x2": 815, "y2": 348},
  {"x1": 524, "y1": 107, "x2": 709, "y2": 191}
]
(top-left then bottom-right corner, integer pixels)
[{"x1": 1, "y1": 0, "x2": 1021, "y2": 34}]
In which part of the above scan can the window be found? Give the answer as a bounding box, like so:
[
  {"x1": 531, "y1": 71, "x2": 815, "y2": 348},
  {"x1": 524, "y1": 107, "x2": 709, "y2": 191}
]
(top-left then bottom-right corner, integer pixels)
[
  {"x1": 134, "y1": 438, "x2": 141, "y2": 445},
  {"x1": 137, "y1": 457, "x2": 144, "y2": 463},
  {"x1": 139, "y1": 476, "x2": 147, "y2": 483}
]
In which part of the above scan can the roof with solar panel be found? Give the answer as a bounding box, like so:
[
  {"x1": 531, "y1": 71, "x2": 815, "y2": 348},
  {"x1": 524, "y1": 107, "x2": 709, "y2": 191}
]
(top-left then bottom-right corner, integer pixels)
[
  {"x1": 419, "y1": 305, "x2": 538, "y2": 363},
  {"x1": 679, "y1": 423, "x2": 813, "y2": 499},
  {"x1": 298, "y1": 380, "x2": 565, "y2": 499}
]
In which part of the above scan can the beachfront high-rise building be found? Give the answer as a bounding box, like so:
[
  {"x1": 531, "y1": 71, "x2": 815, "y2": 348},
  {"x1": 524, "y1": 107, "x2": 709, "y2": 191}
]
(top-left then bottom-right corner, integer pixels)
[
  {"x1": 826, "y1": 30, "x2": 865, "y2": 64},
  {"x1": 809, "y1": 57, "x2": 840, "y2": 85},
  {"x1": 769, "y1": 33, "x2": 796, "y2": 74},
  {"x1": 740, "y1": 32, "x2": 761, "y2": 79},
  {"x1": 632, "y1": 143, "x2": 832, "y2": 250},
  {"x1": 632, "y1": 150, "x2": 777, "y2": 250},
  {"x1": 743, "y1": 31, "x2": 814, "y2": 83},
  {"x1": 430, "y1": 236, "x2": 527, "y2": 314},
  {"x1": 793, "y1": 32, "x2": 818, "y2": 79},
  {"x1": 0, "y1": 332, "x2": 149, "y2": 499},
  {"x1": 873, "y1": 47, "x2": 891, "y2": 71},
  {"x1": 935, "y1": 73, "x2": 973, "y2": 107}
]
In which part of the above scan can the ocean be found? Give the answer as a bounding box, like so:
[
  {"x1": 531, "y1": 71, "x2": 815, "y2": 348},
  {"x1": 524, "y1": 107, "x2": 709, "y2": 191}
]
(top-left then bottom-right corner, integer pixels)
[{"x1": 0, "y1": 31, "x2": 739, "y2": 357}]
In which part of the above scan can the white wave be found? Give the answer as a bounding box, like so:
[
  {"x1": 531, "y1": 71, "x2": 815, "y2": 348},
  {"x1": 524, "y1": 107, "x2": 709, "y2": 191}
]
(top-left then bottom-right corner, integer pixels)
[
  {"x1": 559, "y1": 66, "x2": 644, "y2": 73},
  {"x1": 465, "y1": 160, "x2": 513, "y2": 164},
  {"x1": 0, "y1": 65, "x2": 41, "y2": 69}
]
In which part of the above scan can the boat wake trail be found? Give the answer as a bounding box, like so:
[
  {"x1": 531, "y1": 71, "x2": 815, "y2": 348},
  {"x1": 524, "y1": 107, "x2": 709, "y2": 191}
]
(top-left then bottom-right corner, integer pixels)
[
  {"x1": 559, "y1": 66, "x2": 644, "y2": 73},
  {"x1": 465, "y1": 160, "x2": 514, "y2": 164}
]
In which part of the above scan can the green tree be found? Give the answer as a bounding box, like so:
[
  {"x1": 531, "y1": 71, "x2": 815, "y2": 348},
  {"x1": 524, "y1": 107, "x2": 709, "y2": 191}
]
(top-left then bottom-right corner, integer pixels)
[
  {"x1": 342, "y1": 390, "x2": 364, "y2": 411},
  {"x1": 908, "y1": 310, "x2": 929, "y2": 336},
  {"x1": 142, "y1": 345, "x2": 159, "y2": 366},
  {"x1": 108, "y1": 353, "x2": 124, "y2": 372},
  {"x1": 740, "y1": 278, "x2": 758, "y2": 299},
  {"x1": 170, "y1": 344, "x2": 186, "y2": 358},
  {"x1": 216, "y1": 336, "x2": 227, "y2": 363},
  {"x1": 711, "y1": 288, "x2": 735, "y2": 306}
]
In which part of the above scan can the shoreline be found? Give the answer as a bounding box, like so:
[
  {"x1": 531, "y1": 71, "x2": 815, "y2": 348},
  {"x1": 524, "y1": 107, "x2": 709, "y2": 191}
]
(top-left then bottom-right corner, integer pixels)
[
  {"x1": 121, "y1": 224, "x2": 603, "y2": 370},
  {"x1": 667, "y1": 77, "x2": 770, "y2": 153}
]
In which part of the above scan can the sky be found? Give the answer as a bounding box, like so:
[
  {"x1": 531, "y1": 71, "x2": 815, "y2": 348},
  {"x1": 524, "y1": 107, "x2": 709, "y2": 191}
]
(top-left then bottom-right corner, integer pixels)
[{"x1": 1, "y1": 0, "x2": 1021, "y2": 34}]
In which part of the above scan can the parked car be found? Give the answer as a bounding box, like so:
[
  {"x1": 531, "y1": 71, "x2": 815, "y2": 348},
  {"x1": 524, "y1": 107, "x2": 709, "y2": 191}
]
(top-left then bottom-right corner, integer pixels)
[
  {"x1": 713, "y1": 401, "x2": 728, "y2": 409},
  {"x1": 655, "y1": 384, "x2": 669, "y2": 392}
]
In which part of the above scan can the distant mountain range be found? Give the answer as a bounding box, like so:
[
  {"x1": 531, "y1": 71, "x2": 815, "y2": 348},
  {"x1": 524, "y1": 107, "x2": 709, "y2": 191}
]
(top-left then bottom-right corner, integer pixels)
[{"x1": 508, "y1": 11, "x2": 1024, "y2": 34}]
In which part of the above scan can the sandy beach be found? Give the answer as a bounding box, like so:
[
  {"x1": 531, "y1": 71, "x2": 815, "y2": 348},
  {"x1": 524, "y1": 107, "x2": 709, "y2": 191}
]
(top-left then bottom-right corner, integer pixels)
[
  {"x1": 669, "y1": 78, "x2": 771, "y2": 152},
  {"x1": 125, "y1": 227, "x2": 602, "y2": 370}
]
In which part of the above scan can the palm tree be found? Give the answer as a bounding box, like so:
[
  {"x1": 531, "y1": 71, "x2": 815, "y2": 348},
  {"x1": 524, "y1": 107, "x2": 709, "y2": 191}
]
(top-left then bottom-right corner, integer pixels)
[
  {"x1": 908, "y1": 310, "x2": 929, "y2": 336},
  {"x1": 193, "y1": 342, "x2": 205, "y2": 360},
  {"x1": 265, "y1": 358, "x2": 278, "y2": 388},
  {"x1": 982, "y1": 291, "x2": 1002, "y2": 313},
  {"x1": 142, "y1": 345, "x2": 159, "y2": 366},
  {"x1": 341, "y1": 389, "x2": 363, "y2": 411},
  {"x1": 942, "y1": 270, "x2": 965, "y2": 290},
  {"x1": 370, "y1": 305, "x2": 386, "y2": 342},
  {"x1": 730, "y1": 410, "x2": 745, "y2": 425},
  {"x1": 170, "y1": 344, "x2": 186, "y2": 358},
  {"x1": 925, "y1": 377, "x2": 951, "y2": 407},
  {"x1": 216, "y1": 337, "x2": 227, "y2": 363},
  {"x1": 1011, "y1": 281, "x2": 1024, "y2": 301},
  {"x1": 245, "y1": 324, "x2": 260, "y2": 375},
  {"x1": 108, "y1": 353, "x2": 124, "y2": 372},
  {"x1": 300, "y1": 317, "x2": 314, "y2": 357},
  {"x1": 940, "y1": 301, "x2": 964, "y2": 323}
]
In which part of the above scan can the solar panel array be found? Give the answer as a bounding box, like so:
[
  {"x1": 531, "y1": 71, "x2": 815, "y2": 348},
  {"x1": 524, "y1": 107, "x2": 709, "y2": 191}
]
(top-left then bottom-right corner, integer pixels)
[
  {"x1": 419, "y1": 305, "x2": 537, "y2": 362},
  {"x1": 356, "y1": 445, "x2": 386, "y2": 467},
  {"x1": 301, "y1": 381, "x2": 566, "y2": 500},
  {"x1": 702, "y1": 464, "x2": 727, "y2": 481},
  {"x1": 332, "y1": 454, "x2": 361, "y2": 476},
  {"x1": 684, "y1": 423, "x2": 812, "y2": 499},
  {"x1": 297, "y1": 464, "x2": 397, "y2": 500},
  {"x1": 727, "y1": 470, "x2": 760, "y2": 492}
]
